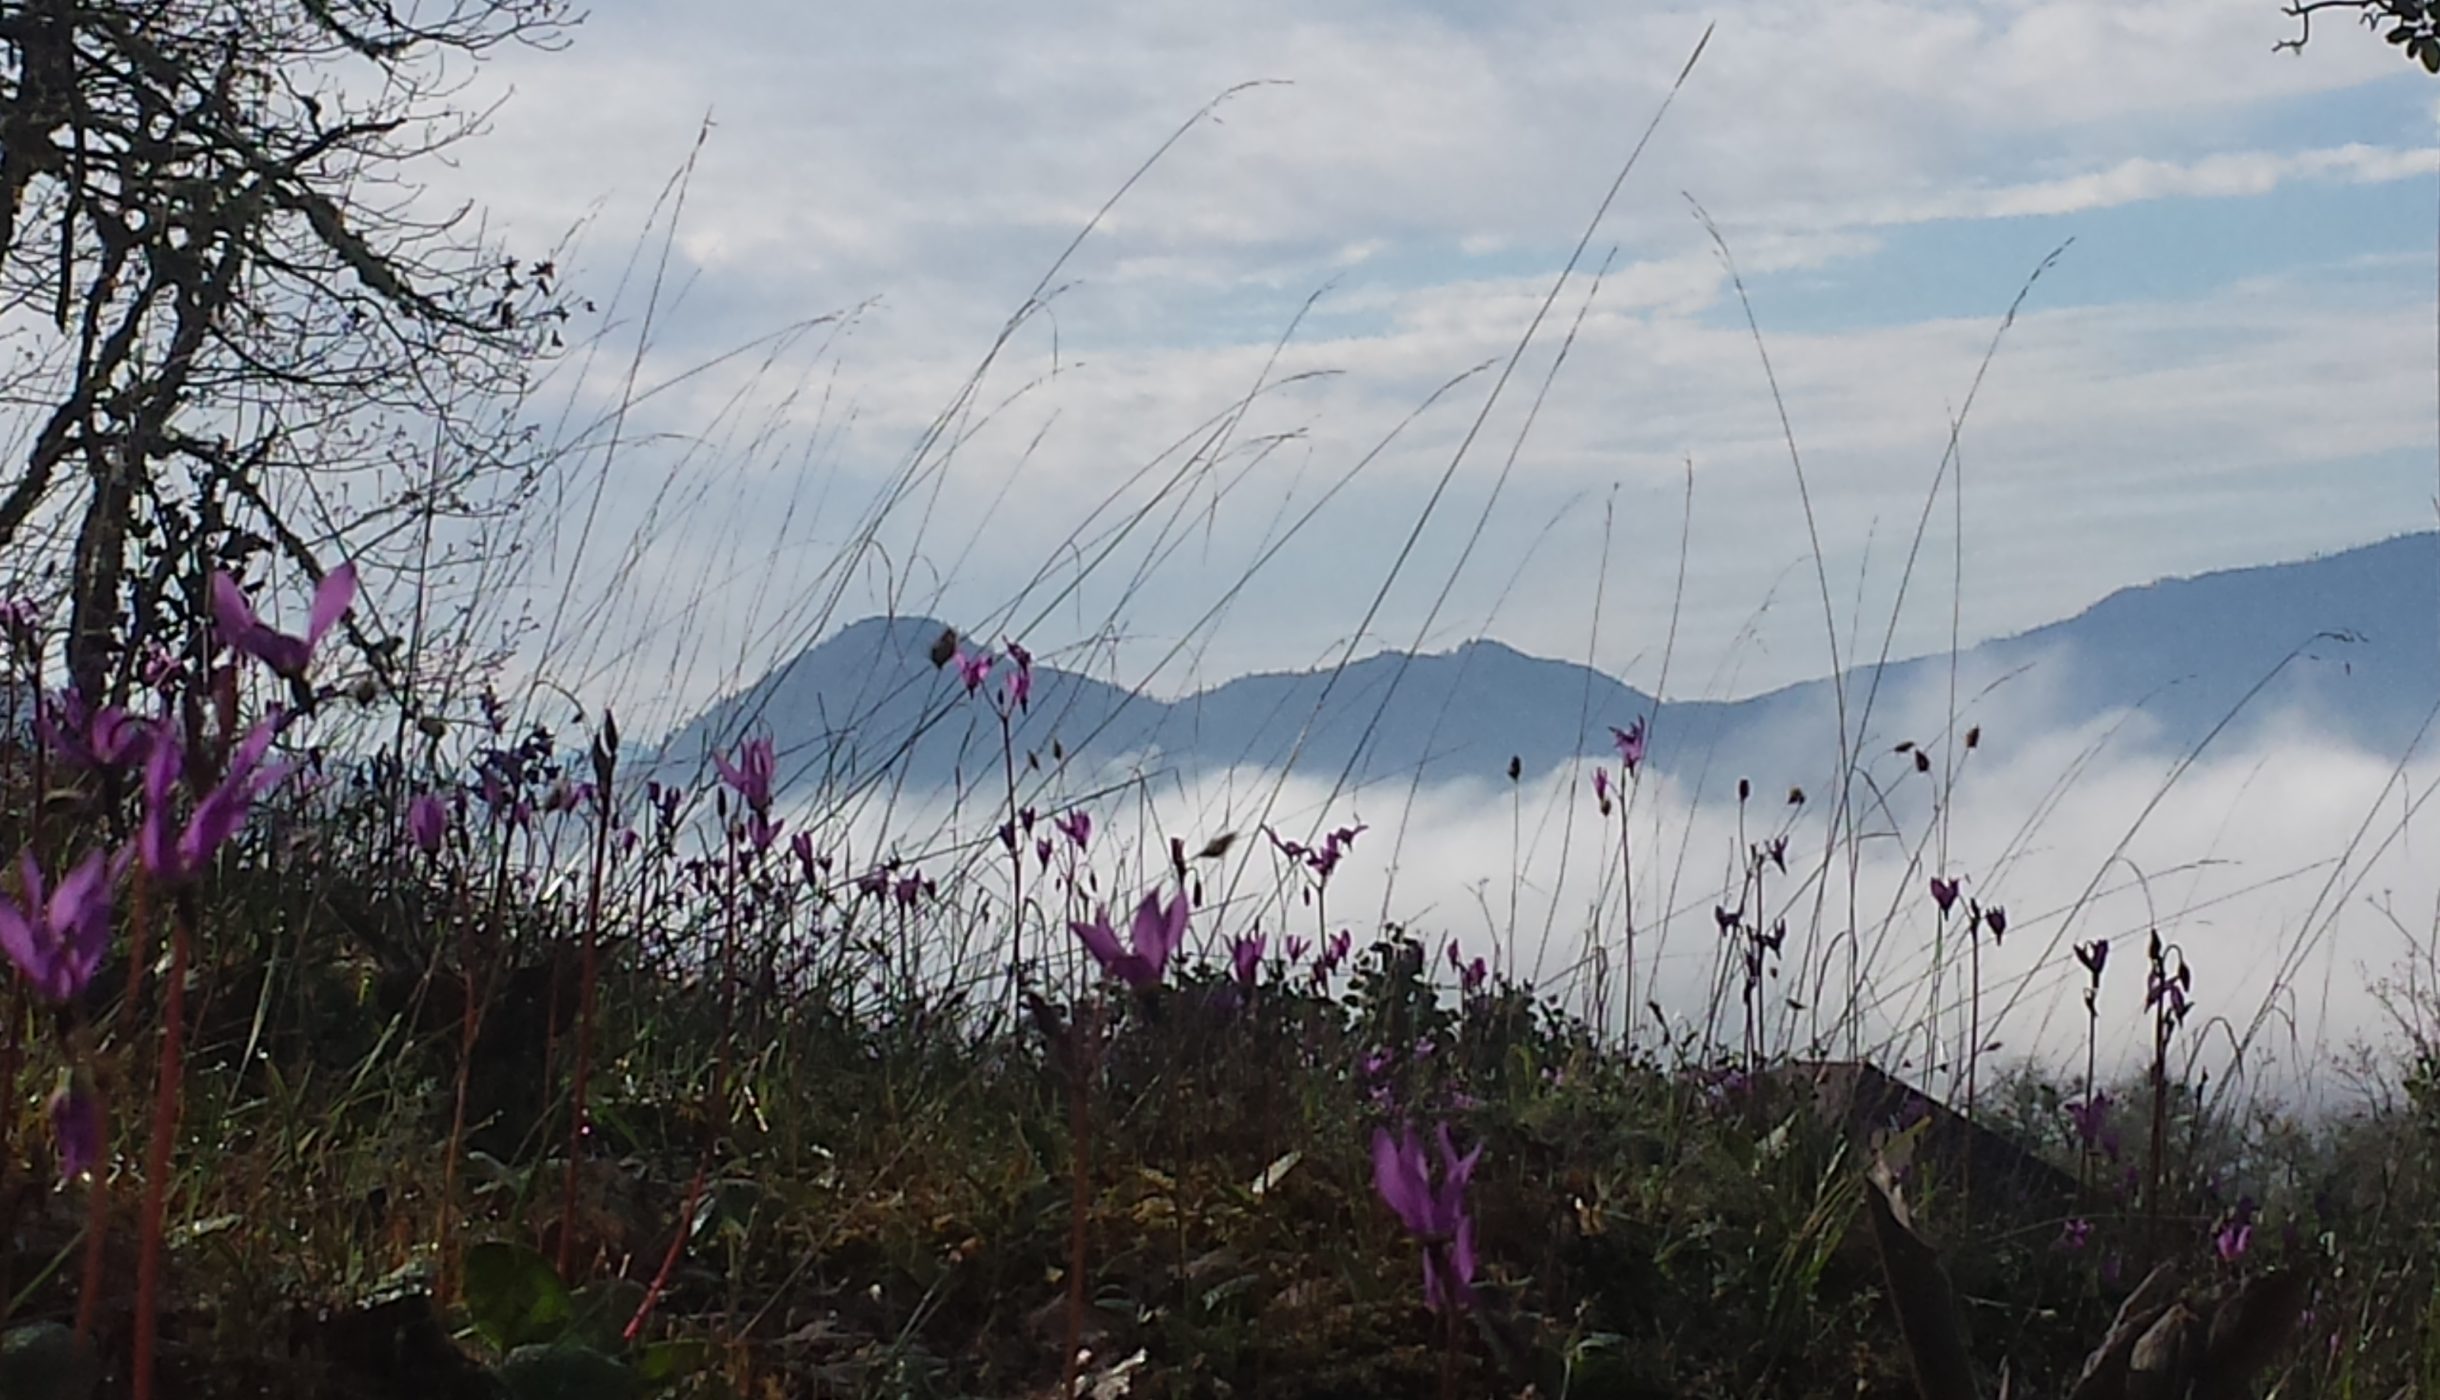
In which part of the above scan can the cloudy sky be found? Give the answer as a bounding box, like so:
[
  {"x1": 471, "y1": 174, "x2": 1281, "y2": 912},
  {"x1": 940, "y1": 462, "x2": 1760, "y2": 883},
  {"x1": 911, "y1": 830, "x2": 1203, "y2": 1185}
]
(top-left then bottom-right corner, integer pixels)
[{"x1": 428, "y1": 0, "x2": 2439, "y2": 732}]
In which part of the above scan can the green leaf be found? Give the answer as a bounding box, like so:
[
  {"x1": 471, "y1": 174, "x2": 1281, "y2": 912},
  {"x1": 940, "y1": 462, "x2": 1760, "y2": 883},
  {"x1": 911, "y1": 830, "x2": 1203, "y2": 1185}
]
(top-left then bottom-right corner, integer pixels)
[
  {"x1": 0, "y1": 1323, "x2": 100, "y2": 1400},
  {"x1": 498, "y1": 1342, "x2": 642, "y2": 1400},
  {"x1": 566, "y1": 1278, "x2": 649, "y2": 1352},
  {"x1": 463, "y1": 1241, "x2": 576, "y2": 1352},
  {"x1": 635, "y1": 1339, "x2": 712, "y2": 1385}
]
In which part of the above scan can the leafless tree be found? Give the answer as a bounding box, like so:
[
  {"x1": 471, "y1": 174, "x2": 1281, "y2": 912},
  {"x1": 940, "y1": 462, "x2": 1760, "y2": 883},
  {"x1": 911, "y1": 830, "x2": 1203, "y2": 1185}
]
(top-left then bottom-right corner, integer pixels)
[
  {"x1": 0, "y1": 0, "x2": 577, "y2": 702},
  {"x1": 2277, "y1": 0, "x2": 2440, "y2": 70}
]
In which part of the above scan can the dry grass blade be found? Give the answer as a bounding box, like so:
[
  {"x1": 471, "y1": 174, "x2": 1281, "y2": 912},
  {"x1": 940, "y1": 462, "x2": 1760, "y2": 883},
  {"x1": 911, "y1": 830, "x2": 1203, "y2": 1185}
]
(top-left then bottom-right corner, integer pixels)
[
  {"x1": 1863, "y1": 1165, "x2": 1980, "y2": 1400},
  {"x1": 2065, "y1": 1262, "x2": 2180, "y2": 1400}
]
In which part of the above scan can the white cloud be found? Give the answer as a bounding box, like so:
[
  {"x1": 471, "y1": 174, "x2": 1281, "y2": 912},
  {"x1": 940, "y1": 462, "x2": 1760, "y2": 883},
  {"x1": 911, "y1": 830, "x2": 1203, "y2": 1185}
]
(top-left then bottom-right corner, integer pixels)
[
  {"x1": 373, "y1": 0, "x2": 2440, "y2": 748},
  {"x1": 769, "y1": 686, "x2": 2440, "y2": 1101}
]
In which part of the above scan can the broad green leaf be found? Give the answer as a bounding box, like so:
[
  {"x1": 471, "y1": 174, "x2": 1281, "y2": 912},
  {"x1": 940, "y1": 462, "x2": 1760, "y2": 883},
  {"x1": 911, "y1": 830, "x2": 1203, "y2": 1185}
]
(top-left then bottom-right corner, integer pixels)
[
  {"x1": 464, "y1": 1240, "x2": 576, "y2": 1352},
  {"x1": 567, "y1": 1277, "x2": 649, "y2": 1352},
  {"x1": 635, "y1": 1339, "x2": 712, "y2": 1385}
]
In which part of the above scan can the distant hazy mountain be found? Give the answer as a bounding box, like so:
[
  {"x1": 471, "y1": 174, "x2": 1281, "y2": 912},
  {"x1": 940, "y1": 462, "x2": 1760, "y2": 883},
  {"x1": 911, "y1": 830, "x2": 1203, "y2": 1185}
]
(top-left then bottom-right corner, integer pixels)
[{"x1": 653, "y1": 532, "x2": 2440, "y2": 800}]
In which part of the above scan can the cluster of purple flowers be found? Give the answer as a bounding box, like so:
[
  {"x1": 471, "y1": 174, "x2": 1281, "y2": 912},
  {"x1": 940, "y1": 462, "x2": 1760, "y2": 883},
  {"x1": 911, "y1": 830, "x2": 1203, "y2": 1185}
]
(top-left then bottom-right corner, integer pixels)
[
  {"x1": 1265, "y1": 822, "x2": 1367, "y2": 885},
  {"x1": 1070, "y1": 887, "x2": 1189, "y2": 990},
  {"x1": 952, "y1": 639, "x2": 1032, "y2": 717},
  {"x1": 1371, "y1": 1121, "x2": 1482, "y2": 1313},
  {"x1": 0, "y1": 563, "x2": 356, "y2": 1178},
  {"x1": 1444, "y1": 938, "x2": 1488, "y2": 994}
]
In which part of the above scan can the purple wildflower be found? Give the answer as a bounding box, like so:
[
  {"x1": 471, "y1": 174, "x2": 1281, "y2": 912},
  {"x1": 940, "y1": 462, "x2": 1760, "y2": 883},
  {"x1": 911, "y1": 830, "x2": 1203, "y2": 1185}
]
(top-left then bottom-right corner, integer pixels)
[
  {"x1": 1069, "y1": 887, "x2": 1188, "y2": 989},
  {"x1": 1461, "y1": 956, "x2": 1488, "y2": 993},
  {"x1": 1610, "y1": 717, "x2": 1647, "y2": 775},
  {"x1": 0, "y1": 849, "x2": 113, "y2": 1002},
  {"x1": 1371, "y1": 1122, "x2": 1483, "y2": 1313},
  {"x1": 2059, "y1": 1217, "x2": 2093, "y2": 1251},
  {"x1": 955, "y1": 647, "x2": 994, "y2": 696},
  {"x1": 1054, "y1": 809, "x2": 1092, "y2": 852},
  {"x1": 37, "y1": 691, "x2": 150, "y2": 773},
  {"x1": 138, "y1": 718, "x2": 290, "y2": 885},
  {"x1": 1002, "y1": 640, "x2": 1033, "y2": 712},
  {"x1": 210, "y1": 562, "x2": 357, "y2": 679},
  {"x1": 1311, "y1": 929, "x2": 1354, "y2": 987},
  {"x1": 2211, "y1": 1197, "x2": 2259, "y2": 1265},
  {"x1": 713, "y1": 735, "x2": 776, "y2": 815},
  {"x1": 0, "y1": 595, "x2": 38, "y2": 651},
  {"x1": 141, "y1": 642, "x2": 182, "y2": 693},
  {"x1": 1264, "y1": 826, "x2": 1307, "y2": 864},
  {"x1": 541, "y1": 778, "x2": 592, "y2": 815},
  {"x1": 2075, "y1": 939, "x2": 2109, "y2": 978},
  {"x1": 49, "y1": 1083, "x2": 100, "y2": 1182},
  {"x1": 2146, "y1": 967, "x2": 2191, "y2": 1018},
  {"x1": 1929, "y1": 876, "x2": 1961, "y2": 916},
  {"x1": 1310, "y1": 823, "x2": 1366, "y2": 879},
  {"x1": 1231, "y1": 934, "x2": 1264, "y2": 990},
  {"x1": 407, "y1": 793, "x2": 450, "y2": 854}
]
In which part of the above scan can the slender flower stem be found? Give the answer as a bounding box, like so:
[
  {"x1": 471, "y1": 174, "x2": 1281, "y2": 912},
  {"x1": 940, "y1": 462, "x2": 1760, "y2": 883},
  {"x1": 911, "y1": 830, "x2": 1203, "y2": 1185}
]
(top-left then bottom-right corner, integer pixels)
[
  {"x1": 1615, "y1": 805, "x2": 1636, "y2": 1054},
  {"x1": 2081, "y1": 998, "x2": 2100, "y2": 1200},
  {"x1": 557, "y1": 741, "x2": 616, "y2": 1279},
  {"x1": 999, "y1": 711, "x2": 1023, "y2": 1034},
  {"x1": 1439, "y1": 1288, "x2": 1457, "y2": 1400},
  {"x1": 1967, "y1": 928, "x2": 1982, "y2": 1123},
  {"x1": 1963, "y1": 919, "x2": 1981, "y2": 1210},
  {"x1": 82, "y1": 860, "x2": 151, "y2": 1340},
  {"x1": 440, "y1": 827, "x2": 512, "y2": 1303},
  {"x1": 131, "y1": 895, "x2": 191, "y2": 1400},
  {"x1": 0, "y1": 978, "x2": 19, "y2": 1332},
  {"x1": 625, "y1": 1157, "x2": 708, "y2": 1343},
  {"x1": 1061, "y1": 998, "x2": 1098, "y2": 1400}
]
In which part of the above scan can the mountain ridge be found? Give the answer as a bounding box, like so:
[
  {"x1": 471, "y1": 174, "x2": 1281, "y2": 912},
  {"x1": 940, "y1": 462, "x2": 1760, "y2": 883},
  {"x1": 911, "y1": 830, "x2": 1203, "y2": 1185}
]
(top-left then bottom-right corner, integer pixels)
[{"x1": 653, "y1": 531, "x2": 2440, "y2": 798}]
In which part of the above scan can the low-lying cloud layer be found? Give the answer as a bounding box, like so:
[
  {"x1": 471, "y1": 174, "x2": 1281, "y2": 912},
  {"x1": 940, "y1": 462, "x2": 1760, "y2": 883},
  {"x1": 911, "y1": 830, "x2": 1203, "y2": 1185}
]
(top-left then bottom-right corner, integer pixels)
[{"x1": 774, "y1": 666, "x2": 2440, "y2": 1111}]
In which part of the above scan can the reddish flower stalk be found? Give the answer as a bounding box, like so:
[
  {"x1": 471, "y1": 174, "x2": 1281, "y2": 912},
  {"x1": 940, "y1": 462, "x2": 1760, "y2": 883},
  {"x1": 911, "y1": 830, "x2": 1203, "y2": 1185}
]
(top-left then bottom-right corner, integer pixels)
[
  {"x1": 624, "y1": 1158, "x2": 708, "y2": 1343},
  {"x1": 130, "y1": 895, "x2": 192, "y2": 1400},
  {"x1": 438, "y1": 819, "x2": 513, "y2": 1304},
  {"x1": 80, "y1": 863, "x2": 148, "y2": 1342}
]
